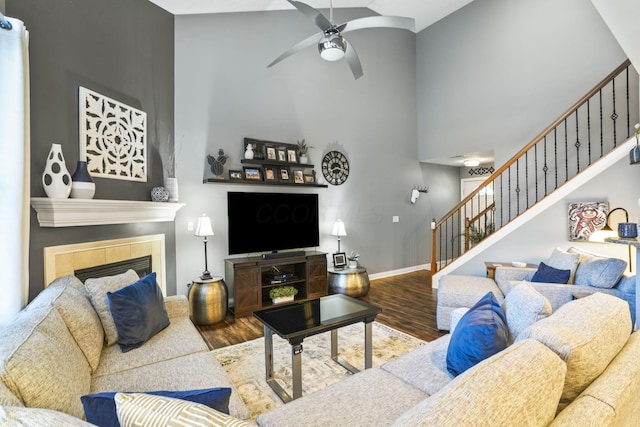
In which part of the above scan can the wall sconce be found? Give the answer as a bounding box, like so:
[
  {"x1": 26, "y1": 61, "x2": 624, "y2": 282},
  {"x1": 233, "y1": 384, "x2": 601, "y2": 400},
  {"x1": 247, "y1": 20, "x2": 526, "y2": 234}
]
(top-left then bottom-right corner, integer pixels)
[
  {"x1": 331, "y1": 219, "x2": 347, "y2": 253},
  {"x1": 410, "y1": 186, "x2": 429, "y2": 204},
  {"x1": 630, "y1": 124, "x2": 640, "y2": 164}
]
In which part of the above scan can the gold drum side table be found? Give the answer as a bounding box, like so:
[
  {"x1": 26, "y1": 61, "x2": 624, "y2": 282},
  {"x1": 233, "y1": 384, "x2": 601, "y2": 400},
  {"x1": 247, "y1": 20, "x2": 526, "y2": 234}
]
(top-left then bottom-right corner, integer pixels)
[
  {"x1": 188, "y1": 276, "x2": 228, "y2": 325},
  {"x1": 328, "y1": 266, "x2": 370, "y2": 297}
]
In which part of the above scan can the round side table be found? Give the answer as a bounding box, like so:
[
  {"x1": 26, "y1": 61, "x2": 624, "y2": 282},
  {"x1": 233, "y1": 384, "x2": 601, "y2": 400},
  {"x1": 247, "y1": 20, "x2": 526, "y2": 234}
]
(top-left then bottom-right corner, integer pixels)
[
  {"x1": 188, "y1": 276, "x2": 228, "y2": 325},
  {"x1": 328, "y1": 266, "x2": 370, "y2": 297}
]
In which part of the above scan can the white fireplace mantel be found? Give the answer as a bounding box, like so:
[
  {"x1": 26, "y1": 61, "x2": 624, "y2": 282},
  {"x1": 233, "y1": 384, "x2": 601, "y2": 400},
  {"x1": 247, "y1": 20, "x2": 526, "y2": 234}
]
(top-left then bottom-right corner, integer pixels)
[{"x1": 31, "y1": 198, "x2": 185, "y2": 227}]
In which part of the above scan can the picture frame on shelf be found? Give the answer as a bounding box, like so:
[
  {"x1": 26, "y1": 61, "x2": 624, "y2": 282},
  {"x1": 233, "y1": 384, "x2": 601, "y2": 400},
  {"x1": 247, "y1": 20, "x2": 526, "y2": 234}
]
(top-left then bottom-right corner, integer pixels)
[
  {"x1": 264, "y1": 166, "x2": 277, "y2": 182},
  {"x1": 279, "y1": 166, "x2": 290, "y2": 182},
  {"x1": 333, "y1": 252, "x2": 347, "y2": 269},
  {"x1": 287, "y1": 148, "x2": 298, "y2": 163},
  {"x1": 229, "y1": 170, "x2": 243, "y2": 180},
  {"x1": 303, "y1": 173, "x2": 315, "y2": 184},
  {"x1": 277, "y1": 148, "x2": 287, "y2": 162},
  {"x1": 243, "y1": 167, "x2": 263, "y2": 181},
  {"x1": 293, "y1": 169, "x2": 304, "y2": 184},
  {"x1": 266, "y1": 146, "x2": 277, "y2": 161}
]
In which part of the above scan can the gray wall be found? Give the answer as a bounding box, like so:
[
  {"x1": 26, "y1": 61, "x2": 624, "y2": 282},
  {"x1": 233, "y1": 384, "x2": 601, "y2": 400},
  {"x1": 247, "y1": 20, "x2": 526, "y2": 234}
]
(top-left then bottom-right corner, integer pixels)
[
  {"x1": 416, "y1": 0, "x2": 628, "y2": 164},
  {"x1": 7, "y1": 0, "x2": 177, "y2": 299},
  {"x1": 173, "y1": 9, "x2": 440, "y2": 296}
]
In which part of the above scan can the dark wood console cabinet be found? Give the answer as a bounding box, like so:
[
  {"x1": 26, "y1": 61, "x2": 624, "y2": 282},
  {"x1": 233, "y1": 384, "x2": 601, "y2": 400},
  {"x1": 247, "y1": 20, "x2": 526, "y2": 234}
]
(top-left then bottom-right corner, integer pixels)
[{"x1": 225, "y1": 251, "x2": 328, "y2": 317}]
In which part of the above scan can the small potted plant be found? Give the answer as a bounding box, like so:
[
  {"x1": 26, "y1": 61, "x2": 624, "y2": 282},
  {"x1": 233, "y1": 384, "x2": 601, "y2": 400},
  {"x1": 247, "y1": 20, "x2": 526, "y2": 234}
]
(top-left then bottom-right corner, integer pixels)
[
  {"x1": 347, "y1": 251, "x2": 360, "y2": 269},
  {"x1": 296, "y1": 139, "x2": 313, "y2": 164},
  {"x1": 269, "y1": 285, "x2": 298, "y2": 304}
]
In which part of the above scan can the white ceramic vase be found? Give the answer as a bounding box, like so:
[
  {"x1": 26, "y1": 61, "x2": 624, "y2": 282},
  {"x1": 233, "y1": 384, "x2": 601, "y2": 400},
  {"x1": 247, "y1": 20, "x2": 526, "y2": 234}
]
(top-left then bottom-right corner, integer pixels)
[
  {"x1": 299, "y1": 154, "x2": 308, "y2": 164},
  {"x1": 42, "y1": 143, "x2": 72, "y2": 199},
  {"x1": 165, "y1": 177, "x2": 179, "y2": 202}
]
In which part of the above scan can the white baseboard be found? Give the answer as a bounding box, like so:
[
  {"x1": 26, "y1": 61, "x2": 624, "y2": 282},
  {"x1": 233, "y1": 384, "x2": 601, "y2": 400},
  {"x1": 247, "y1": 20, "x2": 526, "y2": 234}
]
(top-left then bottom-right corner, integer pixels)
[{"x1": 368, "y1": 263, "x2": 431, "y2": 281}]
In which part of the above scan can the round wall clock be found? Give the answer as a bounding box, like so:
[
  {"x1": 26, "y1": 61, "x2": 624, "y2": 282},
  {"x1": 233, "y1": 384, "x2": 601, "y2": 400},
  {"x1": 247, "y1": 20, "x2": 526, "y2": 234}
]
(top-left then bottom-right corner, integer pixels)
[{"x1": 321, "y1": 150, "x2": 350, "y2": 185}]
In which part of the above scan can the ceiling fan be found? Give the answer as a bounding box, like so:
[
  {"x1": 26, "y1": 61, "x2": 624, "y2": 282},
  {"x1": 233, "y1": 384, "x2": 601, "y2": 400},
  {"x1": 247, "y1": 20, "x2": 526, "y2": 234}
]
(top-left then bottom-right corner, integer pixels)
[{"x1": 267, "y1": 0, "x2": 415, "y2": 80}]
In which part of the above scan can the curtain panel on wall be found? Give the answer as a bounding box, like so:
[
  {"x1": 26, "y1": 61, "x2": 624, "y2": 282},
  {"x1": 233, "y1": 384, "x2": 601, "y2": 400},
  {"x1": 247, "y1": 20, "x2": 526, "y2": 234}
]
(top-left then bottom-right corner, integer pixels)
[{"x1": 0, "y1": 16, "x2": 30, "y2": 325}]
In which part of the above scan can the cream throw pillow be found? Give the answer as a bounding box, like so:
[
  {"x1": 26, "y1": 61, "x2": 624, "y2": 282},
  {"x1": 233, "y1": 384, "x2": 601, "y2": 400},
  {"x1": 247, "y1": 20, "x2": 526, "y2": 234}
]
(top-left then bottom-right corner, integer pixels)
[
  {"x1": 503, "y1": 282, "x2": 552, "y2": 344},
  {"x1": 85, "y1": 269, "x2": 140, "y2": 346},
  {"x1": 114, "y1": 393, "x2": 254, "y2": 427},
  {"x1": 547, "y1": 247, "x2": 580, "y2": 284}
]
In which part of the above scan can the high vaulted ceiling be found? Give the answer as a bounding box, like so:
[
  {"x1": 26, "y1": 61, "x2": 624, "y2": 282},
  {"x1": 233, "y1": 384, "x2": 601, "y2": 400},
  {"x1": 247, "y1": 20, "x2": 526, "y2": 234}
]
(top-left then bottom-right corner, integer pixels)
[{"x1": 147, "y1": 0, "x2": 476, "y2": 32}]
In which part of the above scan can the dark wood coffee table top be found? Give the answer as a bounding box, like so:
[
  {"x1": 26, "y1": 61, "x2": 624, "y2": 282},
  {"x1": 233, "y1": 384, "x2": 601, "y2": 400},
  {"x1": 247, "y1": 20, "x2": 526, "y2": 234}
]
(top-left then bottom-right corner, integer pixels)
[{"x1": 253, "y1": 294, "x2": 381, "y2": 344}]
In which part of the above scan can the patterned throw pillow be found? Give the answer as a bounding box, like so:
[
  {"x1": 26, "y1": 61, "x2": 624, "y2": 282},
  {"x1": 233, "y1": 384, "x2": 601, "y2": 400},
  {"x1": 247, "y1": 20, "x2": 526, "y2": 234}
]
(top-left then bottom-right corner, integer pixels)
[
  {"x1": 114, "y1": 393, "x2": 254, "y2": 427},
  {"x1": 85, "y1": 270, "x2": 140, "y2": 346},
  {"x1": 82, "y1": 387, "x2": 231, "y2": 427}
]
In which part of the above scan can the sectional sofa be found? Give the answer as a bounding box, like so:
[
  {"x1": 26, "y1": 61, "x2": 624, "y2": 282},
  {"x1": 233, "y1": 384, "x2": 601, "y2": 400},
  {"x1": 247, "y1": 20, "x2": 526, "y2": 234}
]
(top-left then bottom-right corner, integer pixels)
[
  {"x1": 437, "y1": 246, "x2": 636, "y2": 330},
  {"x1": 256, "y1": 291, "x2": 640, "y2": 426},
  {"x1": 0, "y1": 272, "x2": 250, "y2": 424}
]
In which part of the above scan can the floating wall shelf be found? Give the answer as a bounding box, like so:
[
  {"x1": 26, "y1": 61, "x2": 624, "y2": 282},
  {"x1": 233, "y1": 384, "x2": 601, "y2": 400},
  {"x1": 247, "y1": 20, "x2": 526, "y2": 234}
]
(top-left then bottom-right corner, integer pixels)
[{"x1": 30, "y1": 198, "x2": 185, "y2": 227}]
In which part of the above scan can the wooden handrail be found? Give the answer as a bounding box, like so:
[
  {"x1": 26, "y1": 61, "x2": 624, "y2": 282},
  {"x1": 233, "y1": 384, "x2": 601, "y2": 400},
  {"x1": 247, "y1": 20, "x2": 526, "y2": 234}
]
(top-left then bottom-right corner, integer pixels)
[
  {"x1": 431, "y1": 59, "x2": 634, "y2": 274},
  {"x1": 434, "y1": 59, "x2": 632, "y2": 230},
  {"x1": 468, "y1": 202, "x2": 495, "y2": 225}
]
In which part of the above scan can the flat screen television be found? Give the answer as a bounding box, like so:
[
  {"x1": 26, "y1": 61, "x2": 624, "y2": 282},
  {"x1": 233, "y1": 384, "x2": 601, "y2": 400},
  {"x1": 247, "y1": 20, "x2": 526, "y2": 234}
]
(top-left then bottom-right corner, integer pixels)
[{"x1": 227, "y1": 192, "x2": 320, "y2": 255}]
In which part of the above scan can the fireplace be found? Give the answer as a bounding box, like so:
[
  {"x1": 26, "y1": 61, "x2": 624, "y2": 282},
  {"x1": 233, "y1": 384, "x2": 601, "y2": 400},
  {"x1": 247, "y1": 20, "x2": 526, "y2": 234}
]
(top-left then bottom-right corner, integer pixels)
[{"x1": 43, "y1": 234, "x2": 166, "y2": 294}]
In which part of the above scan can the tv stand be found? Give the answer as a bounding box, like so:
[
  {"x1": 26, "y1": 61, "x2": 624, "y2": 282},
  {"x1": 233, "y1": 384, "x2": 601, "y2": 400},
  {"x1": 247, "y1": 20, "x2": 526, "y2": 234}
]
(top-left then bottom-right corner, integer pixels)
[
  {"x1": 262, "y1": 250, "x2": 306, "y2": 260},
  {"x1": 225, "y1": 251, "x2": 328, "y2": 318}
]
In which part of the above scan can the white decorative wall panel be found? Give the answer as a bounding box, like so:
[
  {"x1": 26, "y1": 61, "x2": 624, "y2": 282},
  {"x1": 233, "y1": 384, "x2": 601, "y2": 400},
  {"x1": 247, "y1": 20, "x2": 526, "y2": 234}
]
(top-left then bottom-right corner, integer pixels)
[{"x1": 79, "y1": 87, "x2": 147, "y2": 181}]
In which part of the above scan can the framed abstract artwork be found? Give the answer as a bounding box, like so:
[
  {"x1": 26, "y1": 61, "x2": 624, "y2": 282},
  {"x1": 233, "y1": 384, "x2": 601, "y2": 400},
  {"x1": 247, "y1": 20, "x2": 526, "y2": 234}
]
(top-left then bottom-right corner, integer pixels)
[
  {"x1": 79, "y1": 87, "x2": 147, "y2": 182},
  {"x1": 567, "y1": 201, "x2": 608, "y2": 241}
]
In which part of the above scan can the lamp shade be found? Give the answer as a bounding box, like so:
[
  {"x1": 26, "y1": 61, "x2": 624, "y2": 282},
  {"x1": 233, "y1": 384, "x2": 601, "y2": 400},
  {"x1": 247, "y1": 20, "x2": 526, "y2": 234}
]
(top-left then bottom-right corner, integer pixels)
[
  {"x1": 195, "y1": 214, "x2": 214, "y2": 237},
  {"x1": 331, "y1": 220, "x2": 347, "y2": 237}
]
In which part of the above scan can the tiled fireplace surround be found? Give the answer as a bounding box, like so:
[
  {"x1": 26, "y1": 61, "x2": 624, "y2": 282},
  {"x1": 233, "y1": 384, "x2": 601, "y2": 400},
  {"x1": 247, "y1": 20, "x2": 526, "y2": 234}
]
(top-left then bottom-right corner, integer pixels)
[{"x1": 43, "y1": 234, "x2": 167, "y2": 294}]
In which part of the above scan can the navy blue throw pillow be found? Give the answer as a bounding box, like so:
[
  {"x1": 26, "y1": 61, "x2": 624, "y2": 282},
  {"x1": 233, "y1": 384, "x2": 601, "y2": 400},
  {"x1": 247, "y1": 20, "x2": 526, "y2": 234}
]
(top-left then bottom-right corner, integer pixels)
[
  {"x1": 81, "y1": 387, "x2": 232, "y2": 427},
  {"x1": 531, "y1": 262, "x2": 571, "y2": 284},
  {"x1": 446, "y1": 291, "x2": 508, "y2": 377},
  {"x1": 106, "y1": 272, "x2": 170, "y2": 352}
]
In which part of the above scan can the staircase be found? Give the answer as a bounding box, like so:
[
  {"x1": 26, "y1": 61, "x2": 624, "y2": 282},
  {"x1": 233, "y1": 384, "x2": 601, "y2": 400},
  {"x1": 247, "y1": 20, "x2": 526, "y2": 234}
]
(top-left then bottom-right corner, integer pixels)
[{"x1": 431, "y1": 60, "x2": 639, "y2": 283}]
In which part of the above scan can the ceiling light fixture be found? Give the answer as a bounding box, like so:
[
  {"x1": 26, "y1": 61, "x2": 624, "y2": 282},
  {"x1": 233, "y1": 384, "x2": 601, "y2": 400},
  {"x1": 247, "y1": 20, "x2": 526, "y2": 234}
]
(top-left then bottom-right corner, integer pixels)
[
  {"x1": 319, "y1": 32, "x2": 346, "y2": 61},
  {"x1": 464, "y1": 159, "x2": 480, "y2": 167}
]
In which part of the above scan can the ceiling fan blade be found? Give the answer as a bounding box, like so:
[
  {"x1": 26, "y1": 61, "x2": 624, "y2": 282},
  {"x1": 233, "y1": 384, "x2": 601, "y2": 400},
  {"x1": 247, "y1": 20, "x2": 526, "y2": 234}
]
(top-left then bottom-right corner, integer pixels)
[
  {"x1": 287, "y1": 0, "x2": 333, "y2": 32},
  {"x1": 344, "y1": 39, "x2": 363, "y2": 80},
  {"x1": 340, "y1": 15, "x2": 415, "y2": 34},
  {"x1": 267, "y1": 31, "x2": 322, "y2": 68}
]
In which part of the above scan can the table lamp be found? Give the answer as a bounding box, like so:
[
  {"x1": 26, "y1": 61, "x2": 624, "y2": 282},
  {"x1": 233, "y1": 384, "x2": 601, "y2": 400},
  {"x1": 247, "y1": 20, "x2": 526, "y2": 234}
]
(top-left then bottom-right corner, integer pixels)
[
  {"x1": 195, "y1": 213, "x2": 214, "y2": 280},
  {"x1": 589, "y1": 207, "x2": 632, "y2": 272},
  {"x1": 331, "y1": 219, "x2": 347, "y2": 253}
]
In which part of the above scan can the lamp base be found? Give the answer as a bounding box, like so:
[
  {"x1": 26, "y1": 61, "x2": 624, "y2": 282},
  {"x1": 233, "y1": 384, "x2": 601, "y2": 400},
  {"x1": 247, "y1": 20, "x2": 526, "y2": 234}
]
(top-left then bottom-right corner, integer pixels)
[{"x1": 200, "y1": 271, "x2": 213, "y2": 281}]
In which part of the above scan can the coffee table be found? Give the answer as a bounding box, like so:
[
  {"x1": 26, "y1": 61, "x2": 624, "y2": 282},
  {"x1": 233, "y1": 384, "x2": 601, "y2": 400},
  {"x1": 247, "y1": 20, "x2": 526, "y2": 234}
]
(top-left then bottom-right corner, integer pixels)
[{"x1": 253, "y1": 294, "x2": 382, "y2": 402}]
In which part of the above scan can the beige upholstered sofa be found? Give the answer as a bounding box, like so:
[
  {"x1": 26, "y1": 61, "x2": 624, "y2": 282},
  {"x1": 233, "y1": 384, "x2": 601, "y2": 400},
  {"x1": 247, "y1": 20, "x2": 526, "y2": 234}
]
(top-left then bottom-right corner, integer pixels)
[
  {"x1": 0, "y1": 273, "x2": 249, "y2": 424},
  {"x1": 437, "y1": 246, "x2": 635, "y2": 331},
  {"x1": 257, "y1": 292, "x2": 640, "y2": 426}
]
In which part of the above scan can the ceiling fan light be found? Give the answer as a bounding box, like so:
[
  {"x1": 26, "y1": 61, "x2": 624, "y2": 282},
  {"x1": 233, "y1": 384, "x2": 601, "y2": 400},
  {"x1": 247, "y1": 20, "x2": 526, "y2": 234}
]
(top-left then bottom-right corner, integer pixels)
[{"x1": 318, "y1": 34, "x2": 346, "y2": 61}]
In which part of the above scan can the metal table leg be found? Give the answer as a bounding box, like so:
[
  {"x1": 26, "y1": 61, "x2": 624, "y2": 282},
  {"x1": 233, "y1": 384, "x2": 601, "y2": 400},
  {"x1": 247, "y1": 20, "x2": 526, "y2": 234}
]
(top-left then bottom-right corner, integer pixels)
[
  {"x1": 330, "y1": 321, "x2": 374, "y2": 373},
  {"x1": 263, "y1": 325, "x2": 303, "y2": 403}
]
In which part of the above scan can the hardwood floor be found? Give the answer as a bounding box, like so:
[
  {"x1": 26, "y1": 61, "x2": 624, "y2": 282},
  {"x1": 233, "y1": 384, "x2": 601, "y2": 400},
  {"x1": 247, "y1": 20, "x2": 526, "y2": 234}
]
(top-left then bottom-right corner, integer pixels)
[{"x1": 196, "y1": 269, "x2": 445, "y2": 350}]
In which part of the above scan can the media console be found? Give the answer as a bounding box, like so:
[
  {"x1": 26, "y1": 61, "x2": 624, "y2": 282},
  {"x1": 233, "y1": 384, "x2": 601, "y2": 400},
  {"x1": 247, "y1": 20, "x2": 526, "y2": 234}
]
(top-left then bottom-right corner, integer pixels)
[{"x1": 225, "y1": 251, "x2": 328, "y2": 318}]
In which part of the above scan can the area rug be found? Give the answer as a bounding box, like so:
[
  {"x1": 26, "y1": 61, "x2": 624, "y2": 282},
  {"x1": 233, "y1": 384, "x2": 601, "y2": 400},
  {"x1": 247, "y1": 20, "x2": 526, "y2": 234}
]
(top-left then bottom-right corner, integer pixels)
[{"x1": 212, "y1": 322, "x2": 426, "y2": 419}]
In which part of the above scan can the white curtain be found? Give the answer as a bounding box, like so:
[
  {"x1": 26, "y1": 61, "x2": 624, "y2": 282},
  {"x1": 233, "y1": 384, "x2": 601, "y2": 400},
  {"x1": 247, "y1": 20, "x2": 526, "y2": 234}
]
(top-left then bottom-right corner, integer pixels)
[{"x1": 0, "y1": 16, "x2": 30, "y2": 325}]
